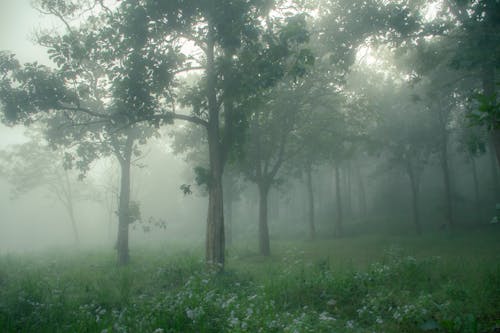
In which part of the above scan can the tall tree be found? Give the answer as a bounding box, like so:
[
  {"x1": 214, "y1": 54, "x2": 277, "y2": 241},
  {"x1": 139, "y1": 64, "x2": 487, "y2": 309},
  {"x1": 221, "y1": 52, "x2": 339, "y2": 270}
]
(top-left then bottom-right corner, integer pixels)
[
  {"x1": 140, "y1": 0, "x2": 312, "y2": 268},
  {"x1": 0, "y1": 0, "x2": 172, "y2": 265},
  {"x1": 242, "y1": 81, "x2": 306, "y2": 256},
  {"x1": 429, "y1": 0, "x2": 500, "y2": 166}
]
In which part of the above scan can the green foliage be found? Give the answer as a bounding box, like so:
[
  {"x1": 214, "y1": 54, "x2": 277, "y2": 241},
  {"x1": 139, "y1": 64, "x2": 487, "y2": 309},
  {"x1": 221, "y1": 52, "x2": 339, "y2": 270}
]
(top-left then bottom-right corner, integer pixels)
[
  {"x1": 194, "y1": 166, "x2": 212, "y2": 189},
  {"x1": 469, "y1": 90, "x2": 500, "y2": 130}
]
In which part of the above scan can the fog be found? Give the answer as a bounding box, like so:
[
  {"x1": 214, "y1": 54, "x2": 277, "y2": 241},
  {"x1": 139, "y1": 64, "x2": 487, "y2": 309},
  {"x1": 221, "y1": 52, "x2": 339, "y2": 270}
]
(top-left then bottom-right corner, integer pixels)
[
  {"x1": 0, "y1": 1, "x2": 499, "y2": 331},
  {"x1": 0, "y1": 0, "x2": 498, "y2": 255}
]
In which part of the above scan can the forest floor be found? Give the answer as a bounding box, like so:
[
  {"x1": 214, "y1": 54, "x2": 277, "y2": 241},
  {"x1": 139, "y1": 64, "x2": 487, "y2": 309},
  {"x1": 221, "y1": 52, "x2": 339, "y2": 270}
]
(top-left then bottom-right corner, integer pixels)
[{"x1": 0, "y1": 227, "x2": 499, "y2": 333}]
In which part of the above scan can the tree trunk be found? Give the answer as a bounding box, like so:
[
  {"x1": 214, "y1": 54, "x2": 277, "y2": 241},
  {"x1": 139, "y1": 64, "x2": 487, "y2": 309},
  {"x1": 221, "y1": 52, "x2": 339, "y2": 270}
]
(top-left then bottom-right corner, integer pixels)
[
  {"x1": 406, "y1": 161, "x2": 421, "y2": 235},
  {"x1": 116, "y1": 148, "x2": 132, "y2": 266},
  {"x1": 491, "y1": 130, "x2": 500, "y2": 175},
  {"x1": 63, "y1": 170, "x2": 80, "y2": 245},
  {"x1": 355, "y1": 161, "x2": 367, "y2": 218},
  {"x1": 206, "y1": 167, "x2": 225, "y2": 267},
  {"x1": 334, "y1": 163, "x2": 343, "y2": 237},
  {"x1": 346, "y1": 161, "x2": 352, "y2": 219},
  {"x1": 258, "y1": 182, "x2": 271, "y2": 256},
  {"x1": 488, "y1": 140, "x2": 500, "y2": 200},
  {"x1": 205, "y1": 21, "x2": 225, "y2": 270},
  {"x1": 470, "y1": 156, "x2": 482, "y2": 224},
  {"x1": 439, "y1": 145, "x2": 454, "y2": 229},
  {"x1": 483, "y1": 63, "x2": 500, "y2": 187},
  {"x1": 67, "y1": 199, "x2": 80, "y2": 245},
  {"x1": 305, "y1": 162, "x2": 316, "y2": 240},
  {"x1": 224, "y1": 183, "x2": 233, "y2": 247}
]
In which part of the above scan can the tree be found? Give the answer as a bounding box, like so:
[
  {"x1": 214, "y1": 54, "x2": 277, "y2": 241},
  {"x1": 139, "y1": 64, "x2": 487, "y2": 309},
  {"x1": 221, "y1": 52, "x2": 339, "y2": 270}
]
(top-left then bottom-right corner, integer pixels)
[
  {"x1": 371, "y1": 81, "x2": 434, "y2": 234},
  {"x1": 0, "y1": 132, "x2": 97, "y2": 245},
  {"x1": 241, "y1": 80, "x2": 306, "y2": 256},
  {"x1": 140, "y1": 0, "x2": 313, "y2": 268},
  {"x1": 426, "y1": 0, "x2": 500, "y2": 167},
  {"x1": 0, "y1": 0, "x2": 172, "y2": 265}
]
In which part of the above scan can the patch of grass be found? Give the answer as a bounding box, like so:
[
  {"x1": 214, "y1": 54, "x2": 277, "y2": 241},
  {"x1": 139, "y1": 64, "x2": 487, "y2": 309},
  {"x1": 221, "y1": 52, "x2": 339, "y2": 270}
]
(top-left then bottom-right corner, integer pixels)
[{"x1": 0, "y1": 229, "x2": 499, "y2": 332}]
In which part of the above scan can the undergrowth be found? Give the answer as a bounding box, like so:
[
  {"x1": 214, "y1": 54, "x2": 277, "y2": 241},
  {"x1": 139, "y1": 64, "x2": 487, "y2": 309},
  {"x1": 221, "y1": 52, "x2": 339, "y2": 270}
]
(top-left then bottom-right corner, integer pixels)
[{"x1": 0, "y1": 232, "x2": 499, "y2": 332}]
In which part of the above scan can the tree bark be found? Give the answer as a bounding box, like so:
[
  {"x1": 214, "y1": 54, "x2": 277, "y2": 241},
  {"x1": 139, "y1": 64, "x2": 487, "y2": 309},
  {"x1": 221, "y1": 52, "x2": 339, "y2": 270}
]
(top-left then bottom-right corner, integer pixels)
[
  {"x1": 63, "y1": 170, "x2": 80, "y2": 245},
  {"x1": 305, "y1": 162, "x2": 316, "y2": 240},
  {"x1": 406, "y1": 161, "x2": 422, "y2": 235},
  {"x1": 205, "y1": 21, "x2": 225, "y2": 270},
  {"x1": 334, "y1": 163, "x2": 343, "y2": 237},
  {"x1": 224, "y1": 178, "x2": 233, "y2": 247},
  {"x1": 470, "y1": 155, "x2": 482, "y2": 224},
  {"x1": 116, "y1": 135, "x2": 133, "y2": 266},
  {"x1": 439, "y1": 144, "x2": 454, "y2": 229},
  {"x1": 206, "y1": 167, "x2": 225, "y2": 267},
  {"x1": 488, "y1": 140, "x2": 500, "y2": 200},
  {"x1": 483, "y1": 63, "x2": 500, "y2": 180},
  {"x1": 491, "y1": 129, "x2": 500, "y2": 174},
  {"x1": 258, "y1": 182, "x2": 271, "y2": 256},
  {"x1": 346, "y1": 161, "x2": 352, "y2": 218},
  {"x1": 355, "y1": 161, "x2": 367, "y2": 218}
]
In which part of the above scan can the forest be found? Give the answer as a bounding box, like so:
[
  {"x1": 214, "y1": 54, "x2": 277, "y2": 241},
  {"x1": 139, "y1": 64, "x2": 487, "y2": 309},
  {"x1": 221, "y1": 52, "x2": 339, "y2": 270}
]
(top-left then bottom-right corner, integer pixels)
[{"x1": 0, "y1": 0, "x2": 499, "y2": 332}]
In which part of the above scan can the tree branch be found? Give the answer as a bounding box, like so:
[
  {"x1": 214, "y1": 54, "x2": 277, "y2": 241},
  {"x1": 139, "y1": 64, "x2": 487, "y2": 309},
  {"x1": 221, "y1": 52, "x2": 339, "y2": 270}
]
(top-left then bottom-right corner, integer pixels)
[{"x1": 55, "y1": 103, "x2": 111, "y2": 119}]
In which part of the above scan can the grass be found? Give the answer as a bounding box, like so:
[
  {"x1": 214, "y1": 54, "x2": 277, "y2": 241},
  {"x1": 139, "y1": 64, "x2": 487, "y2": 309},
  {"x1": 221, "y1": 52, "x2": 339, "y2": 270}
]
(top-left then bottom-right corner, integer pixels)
[{"x1": 0, "y1": 229, "x2": 499, "y2": 333}]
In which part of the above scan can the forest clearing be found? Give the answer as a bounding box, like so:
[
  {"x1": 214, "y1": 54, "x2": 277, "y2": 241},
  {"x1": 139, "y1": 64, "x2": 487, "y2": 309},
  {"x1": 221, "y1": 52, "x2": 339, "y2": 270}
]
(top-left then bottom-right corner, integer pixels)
[{"x1": 1, "y1": 228, "x2": 499, "y2": 333}]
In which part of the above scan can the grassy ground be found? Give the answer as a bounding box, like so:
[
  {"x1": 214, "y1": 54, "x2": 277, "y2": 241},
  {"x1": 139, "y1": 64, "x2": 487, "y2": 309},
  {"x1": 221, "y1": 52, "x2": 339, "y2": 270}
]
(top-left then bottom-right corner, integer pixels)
[{"x1": 0, "y1": 228, "x2": 499, "y2": 332}]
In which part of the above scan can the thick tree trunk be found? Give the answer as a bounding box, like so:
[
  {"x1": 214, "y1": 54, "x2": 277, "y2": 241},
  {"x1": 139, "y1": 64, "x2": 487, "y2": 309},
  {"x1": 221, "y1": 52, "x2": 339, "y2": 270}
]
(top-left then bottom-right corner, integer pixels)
[
  {"x1": 206, "y1": 167, "x2": 225, "y2": 267},
  {"x1": 406, "y1": 162, "x2": 421, "y2": 235},
  {"x1": 470, "y1": 156, "x2": 482, "y2": 224},
  {"x1": 205, "y1": 21, "x2": 225, "y2": 270},
  {"x1": 258, "y1": 182, "x2": 271, "y2": 256},
  {"x1": 305, "y1": 162, "x2": 316, "y2": 240},
  {"x1": 334, "y1": 163, "x2": 343, "y2": 237},
  {"x1": 117, "y1": 152, "x2": 131, "y2": 266}
]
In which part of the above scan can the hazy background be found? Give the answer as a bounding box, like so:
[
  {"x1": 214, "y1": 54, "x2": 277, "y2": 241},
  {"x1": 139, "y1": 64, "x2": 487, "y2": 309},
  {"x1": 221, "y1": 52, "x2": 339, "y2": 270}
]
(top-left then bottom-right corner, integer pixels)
[{"x1": 0, "y1": 0, "x2": 497, "y2": 254}]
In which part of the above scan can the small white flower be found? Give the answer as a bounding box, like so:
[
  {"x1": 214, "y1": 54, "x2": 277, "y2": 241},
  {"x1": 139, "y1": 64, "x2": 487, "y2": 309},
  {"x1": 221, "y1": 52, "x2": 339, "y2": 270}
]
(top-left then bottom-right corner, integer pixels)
[
  {"x1": 327, "y1": 299, "x2": 337, "y2": 306},
  {"x1": 319, "y1": 311, "x2": 336, "y2": 321}
]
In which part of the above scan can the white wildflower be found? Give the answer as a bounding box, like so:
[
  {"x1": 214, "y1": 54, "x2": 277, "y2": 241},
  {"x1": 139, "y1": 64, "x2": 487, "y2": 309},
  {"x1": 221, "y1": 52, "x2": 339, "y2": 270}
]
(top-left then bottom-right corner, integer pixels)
[
  {"x1": 327, "y1": 299, "x2": 337, "y2": 306},
  {"x1": 319, "y1": 311, "x2": 336, "y2": 321}
]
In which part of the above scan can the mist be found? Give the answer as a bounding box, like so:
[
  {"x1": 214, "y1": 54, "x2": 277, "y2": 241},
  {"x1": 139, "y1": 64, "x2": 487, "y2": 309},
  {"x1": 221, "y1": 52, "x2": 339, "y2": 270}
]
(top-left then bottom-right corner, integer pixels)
[{"x1": 0, "y1": 0, "x2": 499, "y2": 332}]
